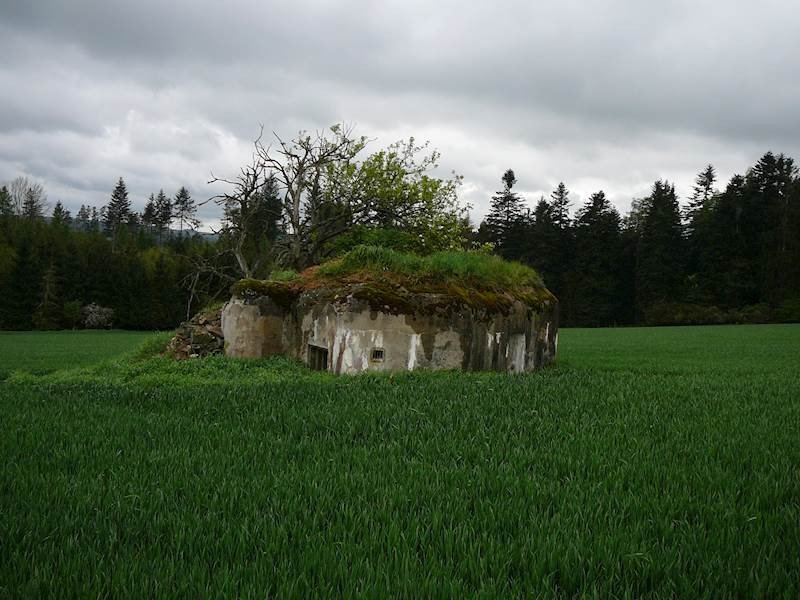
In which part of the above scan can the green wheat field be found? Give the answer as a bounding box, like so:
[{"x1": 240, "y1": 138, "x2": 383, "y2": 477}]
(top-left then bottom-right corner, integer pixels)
[{"x1": 1, "y1": 325, "x2": 798, "y2": 597}]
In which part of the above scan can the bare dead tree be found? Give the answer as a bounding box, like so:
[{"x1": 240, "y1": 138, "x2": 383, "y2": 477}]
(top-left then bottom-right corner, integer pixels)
[
  {"x1": 206, "y1": 124, "x2": 465, "y2": 276},
  {"x1": 254, "y1": 124, "x2": 368, "y2": 269},
  {"x1": 9, "y1": 176, "x2": 47, "y2": 217},
  {"x1": 179, "y1": 251, "x2": 238, "y2": 320},
  {"x1": 204, "y1": 129, "x2": 275, "y2": 278}
]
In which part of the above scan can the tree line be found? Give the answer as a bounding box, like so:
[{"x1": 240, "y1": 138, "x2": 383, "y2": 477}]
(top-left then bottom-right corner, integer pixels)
[
  {"x1": 478, "y1": 152, "x2": 800, "y2": 325},
  {"x1": 0, "y1": 178, "x2": 225, "y2": 330},
  {"x1": 1, "y1": 123, "x2": 798, "y2": 330}
]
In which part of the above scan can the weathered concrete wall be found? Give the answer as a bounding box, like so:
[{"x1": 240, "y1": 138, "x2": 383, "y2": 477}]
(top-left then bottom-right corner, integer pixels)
[
  {"x1": 221, "y1": 296, "x2": 287, "y2": 358},
  {"x1": 221, "y1": 292, "x2": 558, "y2": 374}
]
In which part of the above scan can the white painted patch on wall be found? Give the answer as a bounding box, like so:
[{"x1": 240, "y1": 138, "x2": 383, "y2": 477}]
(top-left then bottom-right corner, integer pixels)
[
  {"x1": 408, "y1": 333, "x2": 421, "y2": 370},
  {"x1": 509, "y1": 333, "x2": 526, "y2": 373}
]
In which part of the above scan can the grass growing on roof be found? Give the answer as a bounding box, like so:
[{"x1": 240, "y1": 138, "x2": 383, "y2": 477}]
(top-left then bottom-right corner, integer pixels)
[
  {"x1": 315, "y1": 245, "x2": 544, "y2": 290},
  {"x1": 233, "y1": 246, "x2": 551, "y2": 313}
]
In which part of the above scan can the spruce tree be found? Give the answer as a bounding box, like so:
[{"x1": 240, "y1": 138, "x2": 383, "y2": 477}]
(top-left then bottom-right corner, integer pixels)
[
  {"x1": 684, "y1": 164, "x2": 719, "y2": 293},
  {"x1": 76, "y1": 205, "x2": 90, "y2": 230},
  {"x1": 0, "y1": 186, "x2": 12, "y2": 217},
  {"x1": 51, "y1": 201, "x2": 71, "y2": 226},
  {"x1": 142, "y1": 194, "x2": 157, "y2": 231},
  {"x1": 484, "y1": 169, "x2": 525, "y2": 255},
  {"x1": 22, "y1": 186, "x2": 46, "y2": 220},
  {"x1": 686, "y1": 165, "x2": 717, "y2": 217},
  {"x1": 746, "y1": 152, "x2": 798, "y2": 303},
  {"x1": 89, "y1": 207, "x2": 100, "y2": 232},
  {"x1": 173, "y1": 186, "x2": 200, "y2": 235},
  {"x1": 105, "y1": 177, "x2": 131, "y2": 245},
  {"x1": 635, "y1": 180, "x2": 684, "y2": 317},
  {"x1": 550, "y1": 182, "x2": 572, "y2": 229},
  {"x1": 154, "y1": 189, "x2": 172, "y2": 241},
  {"x1": 522, "y1": 197, "x2": 561, "y2": 301},
  {"x1": 571, "y1": 191, "x2": 623, "y2": 325}
]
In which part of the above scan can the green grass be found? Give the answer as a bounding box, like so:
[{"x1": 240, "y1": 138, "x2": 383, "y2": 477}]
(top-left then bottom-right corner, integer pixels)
[
  {"x1": 0, "y1": 330, "x2": 155, "y2": 380},
  {"x1": 315, "y1": 244, "x2": 544, "y2": 290},
  {"x1": 1, "y1": 325, "x2": 799, "y2": 597}
]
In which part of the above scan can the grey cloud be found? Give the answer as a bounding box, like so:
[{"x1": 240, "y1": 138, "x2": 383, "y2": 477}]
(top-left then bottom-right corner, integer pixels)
[{"x1": 0, "y1": 0, "x2": 798, "y2": 225}]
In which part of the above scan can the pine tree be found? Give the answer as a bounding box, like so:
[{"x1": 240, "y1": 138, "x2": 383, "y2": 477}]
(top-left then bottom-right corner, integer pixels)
[
  {"x1": 173, "y1": 186, "x2": 200, "y2": 235},
  {"x1": 154, "y1": 189, "x2": 172, "y2": 242},
  {"x1": 22, "y1": 186, "x2": 46, "y2": 220},
  {"x1": 522, "y1": 197, "x2": 561, "y2": 299},
  {"x1": 76, "y1": 205, "x2": 90, "y2": 230},
  {"x1": 684, "y1": 165, "x2": 719, "y2": 292},
  {"x1": 571, "y1": 191, "x2": 623, "y2": 325},
  {"x1": 51, "y1": 201, "x2": 71, "y2": 226},
  {"x1": 529, "y1": 182, "x2": 574, "y2": 321},
  {"x1": 484, "y1": 169, "x2": 525, "y2": 255},
  {"x1": 105, "y1": 177, "x2": 131, "y2": 245},
  {"x1": 635, "y1": 180, "x2": 684, "y2": 316},
  {"x1": 0, "y1": 186, "x2": 12, "y2": 217},
  {"x1": 142, "y1": 194, "x2": 157, "y2": 231},
  {"x1": 746, "y1": 152, "x2": 798, "y2": 303},
  {"x1": 550, "y1": 182, "x2": 572, "y2": 229},
  {"x1": 694, "y1": 174, "x2": 755, "y2": 307},
  {"x1": 89, "y1": 207, "x2": 100, "y2": 232},
  {"x1": 687, "y1": 165, "x2": 716, "y2": 214}
]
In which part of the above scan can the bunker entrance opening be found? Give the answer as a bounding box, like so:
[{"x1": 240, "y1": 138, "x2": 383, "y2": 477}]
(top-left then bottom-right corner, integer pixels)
[{"x1": 308, "y1": 345, "x2": 329, "y2": 371}]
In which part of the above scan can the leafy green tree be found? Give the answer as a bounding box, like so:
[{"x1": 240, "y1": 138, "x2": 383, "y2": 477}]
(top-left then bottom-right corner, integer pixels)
[
  {"x1": 62, "y1": 299, "x2": 82, "y2": 329},
  {"x1": 212, "y1": 127, "x2": 467, "y2": 273}
]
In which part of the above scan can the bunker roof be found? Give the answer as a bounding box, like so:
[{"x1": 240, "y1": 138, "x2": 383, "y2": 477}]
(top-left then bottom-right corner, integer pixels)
[{"x1": 232, "y1": 245, "x2": 556, "y2": 315}]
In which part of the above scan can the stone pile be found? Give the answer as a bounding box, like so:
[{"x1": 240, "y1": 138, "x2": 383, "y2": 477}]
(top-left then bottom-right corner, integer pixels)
[{"x1": 166, "y1": 307, "x2": 224, "y2": 359}]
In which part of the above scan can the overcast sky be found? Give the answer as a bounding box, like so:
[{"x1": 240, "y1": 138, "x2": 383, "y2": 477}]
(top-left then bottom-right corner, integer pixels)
[{"x1": 1, "y1": 0, "x2": 799, "y2": 229}]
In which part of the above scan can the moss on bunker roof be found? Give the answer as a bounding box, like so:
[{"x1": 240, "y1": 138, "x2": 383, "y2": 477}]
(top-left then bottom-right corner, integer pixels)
[{"x1": 232, "y1": 245, "x2": 555, "y2": 314}]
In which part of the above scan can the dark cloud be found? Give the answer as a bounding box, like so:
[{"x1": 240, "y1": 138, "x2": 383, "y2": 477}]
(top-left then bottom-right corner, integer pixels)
[{"x1": 1, "y1": 0, "x2": 798, "y2": 226}]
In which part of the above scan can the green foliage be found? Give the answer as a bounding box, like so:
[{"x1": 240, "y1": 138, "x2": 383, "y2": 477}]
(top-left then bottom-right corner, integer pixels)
[
  {"x1": 315, "y1": 245, "x2": 543, "y2": 291},
  {"x1": 633, "y1": 180, "x2": 684, "y2": 319},
  {"x1": 774, "y1": 297, "x2": 800, "y2": 323},
  {"x1": 0, "y1": 216, "x2": 224, "y2": 331},
  {"x1": 0, "y1": 325, "x2": 799, "y2": 596},
  {"x1": 62, "y1": 300, "x2": 82, "y2": 329},
  {"x1": 484, "y1": 169, "x2": 525, "y2": 253},
  {"x1": 326, "y1": 226, "x2": 421, "y2": 256},
  {"x1": 267, "y1": 269, "x2": 300, "y2": 283},
  {"x1": 130, "y1": 331, "x2": 178, "y2": 360}
]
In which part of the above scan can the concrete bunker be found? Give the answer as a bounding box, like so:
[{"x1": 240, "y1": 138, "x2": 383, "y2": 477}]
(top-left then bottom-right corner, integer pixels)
[{"x1": 220, "y1": 247, "x2": 559, "y2": 375}]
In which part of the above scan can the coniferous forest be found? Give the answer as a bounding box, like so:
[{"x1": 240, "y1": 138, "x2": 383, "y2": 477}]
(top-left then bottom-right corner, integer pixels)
[{"x1": 1, "y1": 147, "x2": 799, "y2": 331}]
